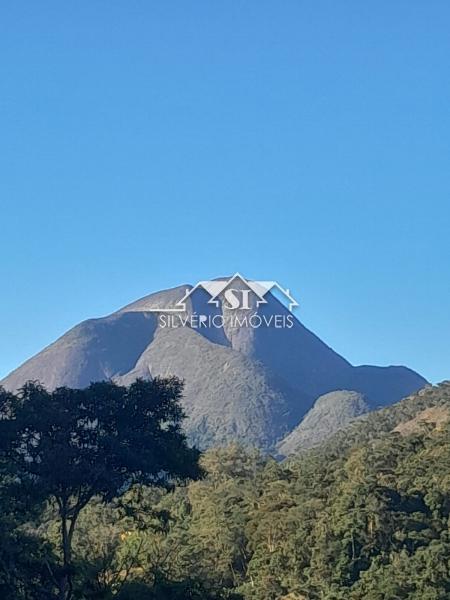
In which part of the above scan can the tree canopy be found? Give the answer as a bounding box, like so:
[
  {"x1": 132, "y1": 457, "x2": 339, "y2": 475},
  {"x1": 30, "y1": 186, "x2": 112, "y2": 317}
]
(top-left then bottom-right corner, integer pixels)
[
  {"x1": 0, "y1": 378, "x2": 201, "y2": 600},
  {"x1": 0, "y1": 381, "x2": 449, "y2": 599}
]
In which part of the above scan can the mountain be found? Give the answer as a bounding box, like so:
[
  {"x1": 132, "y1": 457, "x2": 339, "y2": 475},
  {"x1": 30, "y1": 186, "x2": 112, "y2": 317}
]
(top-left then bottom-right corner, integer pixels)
[
  {"x1": 278, "y1": 382, "x2": 450, "y2": 457},
  {"x1": 277, "y1": 390, "x2": 370, "y2": 455},
  {"x1": 308, "y1": 381, "x2": 450, "y2": 457},
  {"x1": 0, "y1": 280, "x2": 427, "y2": 451}
]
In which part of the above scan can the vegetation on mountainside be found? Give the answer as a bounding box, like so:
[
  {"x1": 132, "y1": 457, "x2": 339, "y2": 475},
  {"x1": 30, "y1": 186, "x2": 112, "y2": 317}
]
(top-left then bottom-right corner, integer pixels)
[{"x1": 0, "y1": 380, "x2": 449, "y2": 599}]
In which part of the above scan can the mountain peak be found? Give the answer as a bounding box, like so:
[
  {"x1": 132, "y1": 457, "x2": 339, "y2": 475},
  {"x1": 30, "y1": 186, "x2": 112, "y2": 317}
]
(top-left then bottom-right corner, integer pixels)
[{"x1": 0, "y1": 281, "x2": 427, "y2": 451}]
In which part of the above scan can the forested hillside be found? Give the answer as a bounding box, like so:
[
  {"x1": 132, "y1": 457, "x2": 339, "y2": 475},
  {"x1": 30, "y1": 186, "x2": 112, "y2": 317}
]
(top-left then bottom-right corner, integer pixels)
[{"x1": 0, "y1": 381, "x2": 449, "y2": 599}]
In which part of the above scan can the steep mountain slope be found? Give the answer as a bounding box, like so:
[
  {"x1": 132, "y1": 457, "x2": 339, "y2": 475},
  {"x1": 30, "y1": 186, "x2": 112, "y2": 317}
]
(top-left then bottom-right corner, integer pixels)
[
  {"x1": 1, "y1": 312, "x2": 158, "y2": 392},
  {"x1": 277, "y1": 390, "x2": 369, "y2": 455},
  {"x1": 310, "y1": 381, "x2": 450, "y2": 456},
  {"x1": 0, "y1": 281, "x2": 428, "y2": 450},
  {"x1": 116, "y1": 325, "x2": 307, "y2": 449}
]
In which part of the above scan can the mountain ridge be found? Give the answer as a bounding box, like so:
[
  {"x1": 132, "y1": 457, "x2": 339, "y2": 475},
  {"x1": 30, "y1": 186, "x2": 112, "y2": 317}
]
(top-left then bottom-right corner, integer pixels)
[{"x1": 0, "y1": 281, "x2": 428, "y2": 450}]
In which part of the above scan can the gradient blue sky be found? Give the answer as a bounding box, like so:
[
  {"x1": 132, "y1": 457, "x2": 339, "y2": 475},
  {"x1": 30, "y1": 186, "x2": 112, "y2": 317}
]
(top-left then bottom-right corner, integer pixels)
[{"x1": 1, "y1": 2, "x2": 449, "y2": 383}]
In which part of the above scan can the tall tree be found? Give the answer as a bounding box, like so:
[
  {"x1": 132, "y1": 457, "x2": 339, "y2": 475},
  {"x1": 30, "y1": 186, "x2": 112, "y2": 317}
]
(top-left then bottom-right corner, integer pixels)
[{"x1": 0, "y1": 378, "x2": 201, "y2": 600}]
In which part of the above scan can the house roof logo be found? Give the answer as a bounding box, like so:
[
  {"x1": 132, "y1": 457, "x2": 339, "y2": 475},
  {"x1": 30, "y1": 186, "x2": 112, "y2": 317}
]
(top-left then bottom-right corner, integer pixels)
[{"x1": 149, "y1": 273, "x2": 299, "y2": 313}]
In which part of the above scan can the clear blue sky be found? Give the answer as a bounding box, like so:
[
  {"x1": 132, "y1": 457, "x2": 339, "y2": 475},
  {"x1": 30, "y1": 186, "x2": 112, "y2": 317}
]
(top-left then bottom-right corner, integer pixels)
[{"x1": 1, "y1": 2, "x2": 449, "y2": 383}]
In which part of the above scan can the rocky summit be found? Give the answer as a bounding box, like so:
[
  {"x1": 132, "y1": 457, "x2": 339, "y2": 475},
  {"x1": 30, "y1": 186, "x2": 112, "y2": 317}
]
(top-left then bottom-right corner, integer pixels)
[{"x1": 1, "y1": 280, "x2": 427, "y2": 452}]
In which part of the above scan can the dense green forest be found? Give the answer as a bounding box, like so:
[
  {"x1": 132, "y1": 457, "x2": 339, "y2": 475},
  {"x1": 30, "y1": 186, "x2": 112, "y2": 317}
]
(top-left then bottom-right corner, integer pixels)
[{"x1": 0, "y1": 380, "x2": 449, "y2": 599}]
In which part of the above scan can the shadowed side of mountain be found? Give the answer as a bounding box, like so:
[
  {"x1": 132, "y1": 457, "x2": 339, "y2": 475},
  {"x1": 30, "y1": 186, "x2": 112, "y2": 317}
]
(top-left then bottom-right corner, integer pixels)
[
  {"x1": 336, "y1": 364, "x2": 428, "y2": 409},
  {"x1": 117, "y1": 285, "x2": 427, "y2": 410},
  {"x1": 1, "y1": 312, "x2": 158, "y2": 392},
  {"x1": 218, "y1": 294, "x2": 352, "y2": 399},
  {"x1": 0, "y1": 281, "x2": 429, "y2": 451},
  {"x1": 119, "y1": 283, "x2": 354, "y2": 403},
  {"x1": 116, "y1": 324, "x2": 311, "y2": 451},
  {"x1": 229, "y1": 297, "x2": 427, "y2": 407}
]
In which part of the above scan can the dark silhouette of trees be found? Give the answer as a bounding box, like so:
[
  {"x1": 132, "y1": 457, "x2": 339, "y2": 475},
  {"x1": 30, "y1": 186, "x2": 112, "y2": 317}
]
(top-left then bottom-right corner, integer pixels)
[{"x1": 0, "y1": 378, "x2": 201, "y2": 600}]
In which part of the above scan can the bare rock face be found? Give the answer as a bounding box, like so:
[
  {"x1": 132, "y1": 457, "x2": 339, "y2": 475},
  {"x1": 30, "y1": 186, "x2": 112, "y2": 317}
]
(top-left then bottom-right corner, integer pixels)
[
  {"x1": 277, "y1": 390, "x2": 370, "y2": 455},
  {"x1": 0, "y1": 282, "x2": 427, "y2": 451}
]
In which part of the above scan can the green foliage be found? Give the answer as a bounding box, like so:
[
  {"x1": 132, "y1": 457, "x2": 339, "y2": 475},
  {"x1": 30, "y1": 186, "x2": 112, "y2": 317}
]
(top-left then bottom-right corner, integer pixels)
[
  {"x1": 0, "y1": 378, "x2": 201, "y2": 600},
  {"x1": 1, "y1": 381, "x2": 450, "y2": 599}
]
